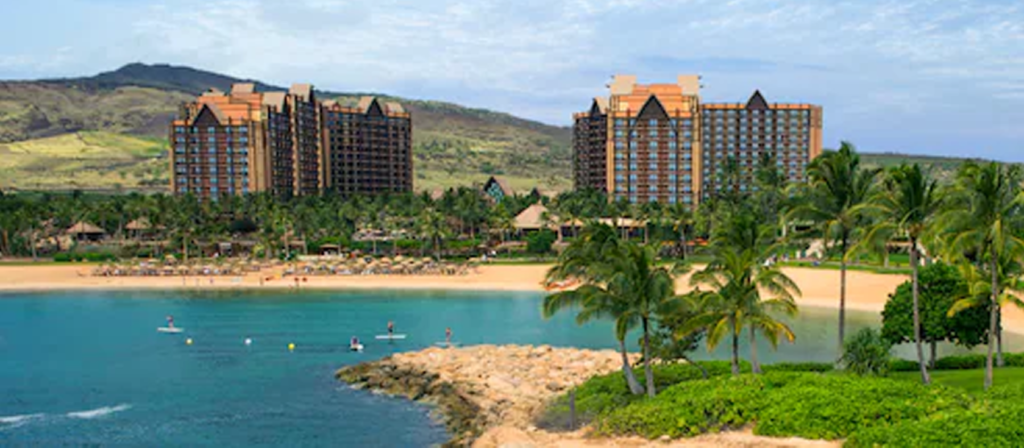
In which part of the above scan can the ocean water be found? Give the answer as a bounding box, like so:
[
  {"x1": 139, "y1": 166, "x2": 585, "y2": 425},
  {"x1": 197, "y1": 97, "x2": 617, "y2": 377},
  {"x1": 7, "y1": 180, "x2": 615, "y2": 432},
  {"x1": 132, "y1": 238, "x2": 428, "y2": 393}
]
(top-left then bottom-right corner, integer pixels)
[{"x1": 0, "y1": 289, "x2": 1017, "y2": 446}]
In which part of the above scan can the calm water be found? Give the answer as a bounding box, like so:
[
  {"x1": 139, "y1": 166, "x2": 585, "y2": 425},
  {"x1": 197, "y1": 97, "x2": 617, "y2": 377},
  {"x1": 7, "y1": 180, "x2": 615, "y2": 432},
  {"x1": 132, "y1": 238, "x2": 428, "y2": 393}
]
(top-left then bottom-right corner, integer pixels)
[{"x1": 0, "y1": 289, "x2": 1018, "y2": 446}]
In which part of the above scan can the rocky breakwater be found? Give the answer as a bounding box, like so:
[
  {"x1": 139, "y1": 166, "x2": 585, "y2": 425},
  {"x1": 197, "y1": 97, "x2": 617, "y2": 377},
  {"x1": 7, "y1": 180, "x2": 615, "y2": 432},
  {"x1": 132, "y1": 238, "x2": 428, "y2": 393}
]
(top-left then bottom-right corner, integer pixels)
[{"x1": 335, "y1": 344, "x2": 626, "y2": 446}]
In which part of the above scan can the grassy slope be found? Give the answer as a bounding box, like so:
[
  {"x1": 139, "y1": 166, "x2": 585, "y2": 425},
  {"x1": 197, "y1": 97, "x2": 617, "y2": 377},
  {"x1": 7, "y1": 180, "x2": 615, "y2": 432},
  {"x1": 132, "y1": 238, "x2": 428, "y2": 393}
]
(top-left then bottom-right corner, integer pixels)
[{"x1": 0, "y1": 131, "x2": 168, "y2": 191}]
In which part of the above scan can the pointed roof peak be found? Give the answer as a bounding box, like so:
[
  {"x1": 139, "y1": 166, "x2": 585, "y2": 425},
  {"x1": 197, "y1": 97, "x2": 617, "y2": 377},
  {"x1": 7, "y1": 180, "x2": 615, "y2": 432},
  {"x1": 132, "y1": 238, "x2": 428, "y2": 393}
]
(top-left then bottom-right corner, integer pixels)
[
  {"x1": 637, "y1": 95, "x2": 669, "y2": 120},
  {"x1": 746, "y1": 90, "x2": 770, "y2": 110}
]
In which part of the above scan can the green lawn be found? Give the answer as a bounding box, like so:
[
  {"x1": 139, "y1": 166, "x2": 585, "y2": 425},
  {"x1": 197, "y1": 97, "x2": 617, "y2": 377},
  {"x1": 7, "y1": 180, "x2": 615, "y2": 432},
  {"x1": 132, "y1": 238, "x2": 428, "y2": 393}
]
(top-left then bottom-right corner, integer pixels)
[{"x1": 893, "y1": 366, "x2": 1024, "y2": 394}]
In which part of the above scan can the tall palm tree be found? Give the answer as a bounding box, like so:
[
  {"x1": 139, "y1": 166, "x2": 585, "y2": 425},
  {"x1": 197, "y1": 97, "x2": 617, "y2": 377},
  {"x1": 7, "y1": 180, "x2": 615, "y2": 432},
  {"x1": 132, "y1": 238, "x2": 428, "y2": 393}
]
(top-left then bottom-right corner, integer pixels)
[
  {"x1": 939, "y1": 162, "x2": 1024, "y2": 390},
  {"x1": 685, "y1": 209, "x2": 800, "y2": 374},
  {"x1": 545, "y1": 224, "x2": 686, "y2": 397},
  {"x1": 787, "y1": 141, "x2": 879, "y2": 364},
  {"x1": 859, "y1": 163, "x2": 942, "y2": 384},
  {"x1": 417, "y1": 207, "x2": 448, "y2": 260}
]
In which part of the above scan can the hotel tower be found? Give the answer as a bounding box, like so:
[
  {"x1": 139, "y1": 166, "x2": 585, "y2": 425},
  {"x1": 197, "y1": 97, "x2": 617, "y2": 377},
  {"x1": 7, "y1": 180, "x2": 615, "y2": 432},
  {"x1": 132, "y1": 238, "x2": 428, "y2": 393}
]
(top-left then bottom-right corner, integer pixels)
[{"x1": 573, "y1": 75, "x2": 822, "y2": 208}]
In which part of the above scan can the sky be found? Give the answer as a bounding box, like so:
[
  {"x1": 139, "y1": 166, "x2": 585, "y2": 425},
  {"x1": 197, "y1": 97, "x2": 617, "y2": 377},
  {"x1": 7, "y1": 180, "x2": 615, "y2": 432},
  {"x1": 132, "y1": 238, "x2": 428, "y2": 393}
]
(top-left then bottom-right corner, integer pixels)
[{"x1": 2, "y1": 0, "x2": 1023, "y2": 161}]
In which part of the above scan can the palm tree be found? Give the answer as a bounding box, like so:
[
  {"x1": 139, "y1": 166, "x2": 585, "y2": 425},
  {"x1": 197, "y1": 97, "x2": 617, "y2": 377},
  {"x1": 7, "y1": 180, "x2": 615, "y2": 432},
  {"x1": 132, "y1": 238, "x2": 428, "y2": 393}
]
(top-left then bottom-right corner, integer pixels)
[
  {"x1": 787, "y1": 142, "x2": 879, "y2": 365},
  {"x1": 417, "y1": 207, "x2": 448, "y2": 260},
  {"x1": 859, "y1": 163, "x2": 942, "y2": 384},
  {"x1": 544, "y1": 224, "x2": 644, "y2": 395},
  {"x1": 939, "y1": 162, "x2": 1024, "y2": 390},
  {"x1": 545, "y1": 224, "x2": 686, "y2": 397},
  {"x1": 685, "y1": 210, "x2": 800, "y2": 374}
]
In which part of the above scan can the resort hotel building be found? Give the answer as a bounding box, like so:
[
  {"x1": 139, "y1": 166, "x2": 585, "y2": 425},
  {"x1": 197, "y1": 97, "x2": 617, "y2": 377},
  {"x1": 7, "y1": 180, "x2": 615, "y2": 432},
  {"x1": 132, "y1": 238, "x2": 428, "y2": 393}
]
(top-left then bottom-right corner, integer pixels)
[
  {"x1": 572, "y1": 75, "x2": 822, "y2": 207},
  {"x1": 170, "y1": 83, "x2": 411, "y2": 199}
]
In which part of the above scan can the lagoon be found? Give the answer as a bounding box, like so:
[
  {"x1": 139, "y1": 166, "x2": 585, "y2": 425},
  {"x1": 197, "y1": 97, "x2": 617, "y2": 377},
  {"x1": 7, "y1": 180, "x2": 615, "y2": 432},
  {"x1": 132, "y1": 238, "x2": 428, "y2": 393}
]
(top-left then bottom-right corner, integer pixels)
[{"x1": 0, "y1": 289, "x2": 1017, "y2": 446}]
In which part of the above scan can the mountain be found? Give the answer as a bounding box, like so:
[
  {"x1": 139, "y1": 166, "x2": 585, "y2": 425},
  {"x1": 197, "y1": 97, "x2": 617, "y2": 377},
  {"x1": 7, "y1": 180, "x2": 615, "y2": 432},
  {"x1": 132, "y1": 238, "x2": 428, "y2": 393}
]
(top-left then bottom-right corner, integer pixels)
[{"x1": 0, "y1": 63, "x2": 572, "y2": 192}]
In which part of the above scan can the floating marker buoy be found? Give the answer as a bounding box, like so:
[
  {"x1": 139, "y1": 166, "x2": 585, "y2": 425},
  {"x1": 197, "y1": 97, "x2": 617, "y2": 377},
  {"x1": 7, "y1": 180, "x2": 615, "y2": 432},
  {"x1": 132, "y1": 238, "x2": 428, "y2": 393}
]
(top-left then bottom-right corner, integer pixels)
[
  {"x1": 186, "y1": 338, "x2": 193, "y2": 345},
  {"x1": 244, "y1": 338, "x2": 252, "y2": 346},
  {"x1": 288, "y1": 343, "x2": 295, "y2": 351}
]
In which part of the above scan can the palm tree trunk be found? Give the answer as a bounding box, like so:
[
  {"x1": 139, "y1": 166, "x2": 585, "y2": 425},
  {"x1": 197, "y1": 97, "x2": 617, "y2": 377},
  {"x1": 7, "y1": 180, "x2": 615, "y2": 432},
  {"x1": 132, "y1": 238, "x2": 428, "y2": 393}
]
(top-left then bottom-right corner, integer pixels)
[
  {"x1": 618, "y1": 339, "x2": 644, "y2": 395},
  {"x1": 642, "y1": 318, "x2": 655, "y2": 398},
  {"x1": 986, "y1": 251, "x2": 998, "y2": 390},
  {"x1": 930, "y1": 341, "x2": 937, "y2": 369},
  {"x1": 750, "y1": 324, "x2": 761, "y2": 374},
  {"x1": 838, "y1": 238, "x2": 848, "y2": 369},
  {"x1": 911, "y1": 243, "x2": 930, "y2": 384},
  {"x1": 997, "y1": 309, "x2": 1004, "y2": 367},
  {"x1": 731, "y1": 318, "x2": 740, "y2": 375}
]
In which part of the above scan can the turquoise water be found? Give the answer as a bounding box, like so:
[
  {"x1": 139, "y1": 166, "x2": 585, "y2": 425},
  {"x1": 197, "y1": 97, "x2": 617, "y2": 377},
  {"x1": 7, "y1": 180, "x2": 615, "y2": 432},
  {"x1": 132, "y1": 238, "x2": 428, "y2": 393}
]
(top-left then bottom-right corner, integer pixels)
[{"x1": 0, "y1": 289, "x2": 1016, "y2": 446}]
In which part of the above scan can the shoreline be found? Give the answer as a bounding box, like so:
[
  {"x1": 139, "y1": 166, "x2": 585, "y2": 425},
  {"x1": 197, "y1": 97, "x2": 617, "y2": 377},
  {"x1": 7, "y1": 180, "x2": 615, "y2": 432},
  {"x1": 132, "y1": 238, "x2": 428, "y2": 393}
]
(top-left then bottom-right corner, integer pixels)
[{"x1": 3, "y1": 263, "x2": 1024, "y2": 332}]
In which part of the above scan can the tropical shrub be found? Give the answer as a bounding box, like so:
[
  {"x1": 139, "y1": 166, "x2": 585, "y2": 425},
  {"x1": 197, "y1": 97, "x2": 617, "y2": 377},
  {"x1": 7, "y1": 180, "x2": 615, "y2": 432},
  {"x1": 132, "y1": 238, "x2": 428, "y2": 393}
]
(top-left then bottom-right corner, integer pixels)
[
  {"x1": 754, "y1": 375, "x2": 969, "y2": 440},
  {"x1": 841, "y1": 328, "x2": 892, "y2": 376},
  {"x1": 594, "y1": 374, "x2": 781, "y2": 438},
  {"x1": 526, "y1": 229, "x2": 557, "y2": 254},
  {"x1": 594, "y1": 372, "x2": 971, "y2": 441},
  {"x1": 881, "y1": 263, "x2": 990, "y2": 359},
  {"x1": 890, "y1": 358, "x2": 920, "y2": 372},
  {"x1": 846, "y1": 402, "x2": 1024, "y2": 447},
  {"x1": 536, "y1": 361, "x2": 739, "y2": 430}
]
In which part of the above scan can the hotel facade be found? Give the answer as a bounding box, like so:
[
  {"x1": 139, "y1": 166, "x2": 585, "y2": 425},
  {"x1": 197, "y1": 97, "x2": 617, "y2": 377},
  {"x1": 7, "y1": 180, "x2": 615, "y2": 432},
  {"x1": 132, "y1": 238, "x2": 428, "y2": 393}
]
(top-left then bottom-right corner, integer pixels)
[
  {"x1": 572, "y1": 75, "x2": 822, "y2": 208},
  {"x1": 170, "y1": 83, "x2": 411, "y2": 199}
]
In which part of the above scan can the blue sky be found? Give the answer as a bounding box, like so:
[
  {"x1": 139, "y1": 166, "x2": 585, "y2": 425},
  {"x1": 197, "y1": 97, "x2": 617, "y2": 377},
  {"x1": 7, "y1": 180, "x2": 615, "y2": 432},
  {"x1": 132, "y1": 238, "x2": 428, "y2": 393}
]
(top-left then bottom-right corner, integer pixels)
[{"x1": 2, "y1": 0, "x2": 1023, "y2": 160}]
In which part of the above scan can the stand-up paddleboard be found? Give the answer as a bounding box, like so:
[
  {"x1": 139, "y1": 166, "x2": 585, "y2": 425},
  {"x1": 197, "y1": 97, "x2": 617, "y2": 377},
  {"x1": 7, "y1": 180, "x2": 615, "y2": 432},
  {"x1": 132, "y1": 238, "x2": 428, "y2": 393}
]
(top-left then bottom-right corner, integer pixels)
[
  {"x1": 157, "y1": 327, "x2": 184, "y2": 334},
  {"x1": 350, "y1": 344, "x2": 364, "y2": 352},
  {"x1": 434, "y1": 341, "x2": 459, "y2": 348},
  {"x1": 375, "y1": 334, "x2": 406, "y2": 340}
]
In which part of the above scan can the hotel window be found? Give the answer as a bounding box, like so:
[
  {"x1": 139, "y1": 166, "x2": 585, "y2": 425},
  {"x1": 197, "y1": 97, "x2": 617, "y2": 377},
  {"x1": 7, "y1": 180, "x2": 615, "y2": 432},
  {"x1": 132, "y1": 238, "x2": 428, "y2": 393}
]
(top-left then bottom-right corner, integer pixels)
[
  {"x1": 629, "y1": 174, "x2": 638, "y2": 182},
  {"x1": 615, "y1": 151, "x2": 625, "y2": 159},
  {"x1": 615, "y1": 174, "x2": 625, "y2": 182},
  {"x1": 669, "y1": 163, "x2": 677, "y2": 171},
  {"x1": 630, "y1": 141, "x2": 638, "y2": 150},
  {"x1": 176, "y1": 136, "x2": 185, "y2": 143},
  {"x1": 649, "y1": 163, "x2": 658, "y2": 170},
  {"x1": 629, "y1": 196, "x2": 638, "y2": 203},
  {"x1": 615, "y1": 163, "x2": 625, "y2": 171},
  {"x1": 649, "y1": 119, "x2": 658, "y2": 126},
  {"x1": 615, "y1": 119, "x2": 625, "y2": 126},
  {"x1": 615, "y1": 129, "x2": 624, "y2": 137},
  {"x1": 668, "y1": 141, "x2": 677, "y2": 149},
  {"x1": 629, "y1": 163, "x2": 638, "y2": 170},
  {"x1": 669, "y1": 196, "x2": 677, "y2": 204},
  {"x1": 629, "y1": 185, "x2": 638, "y2": 192},
  {"x1": 649, "y1": 195, "x2": 658, "y2": 202},
  {"x1": 669, "y1": 174, "x2": 678, "y2": 182}
]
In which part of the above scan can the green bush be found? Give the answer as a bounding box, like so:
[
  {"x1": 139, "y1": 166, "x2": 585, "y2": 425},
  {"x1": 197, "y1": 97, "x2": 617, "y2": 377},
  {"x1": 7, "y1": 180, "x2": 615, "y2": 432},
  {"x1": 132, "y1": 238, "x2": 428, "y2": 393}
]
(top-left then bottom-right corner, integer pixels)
[
  {"x1": 934, "y1": 354, "x2": 986, "y2": 370},
  {"x1": 53, "y1": 253, "x2": 72, "y2": 262},
  {"x1": 594, "y1": 372, "x2": 971, "y2": 441},
  {"x1": 846, "y1": 402, "x2": 1024, "y2": 447},
  {"x1": 526, "y1": 230, "x2": 557, "y2": 254},
  {"x1": 755, "y1": 375, "x2": 969, "y2": 440},
  {"x1": 890, "y1": 358, "x2": 920, "y2": 372},
  {"x1": 594, "y1": 374, "x2": 784, "y2": 438},
  {"x1": 536, "y1": 361, "x2": 739, "y2": 430},
  {"x1": 841, "y1": 328, "x2": 892, "y2": 376}
]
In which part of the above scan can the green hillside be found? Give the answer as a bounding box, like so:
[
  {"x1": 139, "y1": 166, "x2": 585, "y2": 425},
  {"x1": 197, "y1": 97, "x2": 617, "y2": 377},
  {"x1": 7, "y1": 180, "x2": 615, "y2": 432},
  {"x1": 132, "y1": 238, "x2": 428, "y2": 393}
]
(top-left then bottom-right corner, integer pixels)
[{"x1": 0, "y1": 64, "x2": 572, "y2": 193}]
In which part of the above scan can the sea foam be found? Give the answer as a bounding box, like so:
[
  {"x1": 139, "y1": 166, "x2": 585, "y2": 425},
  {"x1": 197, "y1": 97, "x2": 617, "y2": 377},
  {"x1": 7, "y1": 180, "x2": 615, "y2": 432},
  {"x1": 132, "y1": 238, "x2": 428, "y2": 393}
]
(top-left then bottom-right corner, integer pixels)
[
  {"x1": 66, "y1": 404, "x2": 131, "y2": 419},
  {"x1": 0, "y1": 413, "x2": 45, "y2": 429}
]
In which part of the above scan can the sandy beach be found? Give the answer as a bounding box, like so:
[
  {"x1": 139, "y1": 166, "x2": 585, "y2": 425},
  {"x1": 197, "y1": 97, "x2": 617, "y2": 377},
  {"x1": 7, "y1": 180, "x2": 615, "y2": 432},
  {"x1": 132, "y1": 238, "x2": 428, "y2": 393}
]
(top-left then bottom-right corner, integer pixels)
[{"x1": 2, "y1": 262, "x2": 1023, "y2": 332}]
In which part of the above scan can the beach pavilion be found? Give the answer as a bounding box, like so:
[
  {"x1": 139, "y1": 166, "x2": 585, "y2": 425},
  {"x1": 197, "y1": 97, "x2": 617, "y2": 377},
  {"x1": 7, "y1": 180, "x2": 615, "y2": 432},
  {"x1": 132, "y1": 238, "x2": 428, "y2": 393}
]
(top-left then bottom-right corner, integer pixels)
[{"x1": 65, "y1": 221, "x2": 106, "y2": 242}]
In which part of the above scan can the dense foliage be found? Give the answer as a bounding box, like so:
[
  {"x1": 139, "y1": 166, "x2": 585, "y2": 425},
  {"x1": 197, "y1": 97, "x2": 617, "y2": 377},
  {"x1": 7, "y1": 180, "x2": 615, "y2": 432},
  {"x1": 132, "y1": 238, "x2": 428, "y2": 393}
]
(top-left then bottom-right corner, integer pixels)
[
  {"x1": 841, "y1": 328, "x2": 892, "y2": 376},
  {"x1": 881, "y1": 262, "x2": 991, "y2": 363},
  {"x1": 594, "y1": 372, "x2": 970, "y2": 440}
]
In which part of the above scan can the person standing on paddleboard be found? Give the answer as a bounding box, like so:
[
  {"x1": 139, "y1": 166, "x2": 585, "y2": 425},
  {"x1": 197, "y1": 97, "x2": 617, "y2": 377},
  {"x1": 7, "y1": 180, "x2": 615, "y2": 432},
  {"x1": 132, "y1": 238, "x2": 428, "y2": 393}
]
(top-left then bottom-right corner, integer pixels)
[
  {"x1": 445, "y1": 327, "x2": 452, "y2": 345},
  {"x1": 166, "y1": 315, "x2": 174, "y2": 329},
  {"x1": 387, "y1": 321, "x2": 394, "y2": 337}
]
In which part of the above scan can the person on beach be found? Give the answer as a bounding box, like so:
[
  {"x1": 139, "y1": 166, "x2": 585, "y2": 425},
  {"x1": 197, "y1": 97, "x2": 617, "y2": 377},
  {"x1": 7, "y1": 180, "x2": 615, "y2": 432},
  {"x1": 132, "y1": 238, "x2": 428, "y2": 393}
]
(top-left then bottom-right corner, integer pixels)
[
  {"x1": 387, "y1": 321, "x2": 394, "y2": 336},
  {"x1": 445, "y1": 327, "x2": 452, "y2": 345}
]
